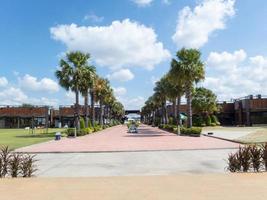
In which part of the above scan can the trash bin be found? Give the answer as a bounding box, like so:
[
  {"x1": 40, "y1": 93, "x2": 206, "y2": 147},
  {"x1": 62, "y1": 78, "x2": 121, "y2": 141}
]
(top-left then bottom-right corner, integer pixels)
[{"x1": 55, "y1": 132, "x2": 61, "y2": 140}]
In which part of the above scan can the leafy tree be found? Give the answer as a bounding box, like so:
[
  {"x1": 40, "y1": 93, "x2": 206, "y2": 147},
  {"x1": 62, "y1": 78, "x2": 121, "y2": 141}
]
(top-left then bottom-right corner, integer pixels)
[{"x1": 192, "y1": 87, "x2": 218, "y2": 115}]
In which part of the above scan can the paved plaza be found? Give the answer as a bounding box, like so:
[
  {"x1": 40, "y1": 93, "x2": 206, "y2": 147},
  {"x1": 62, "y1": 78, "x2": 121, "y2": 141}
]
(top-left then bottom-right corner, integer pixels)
[
  {"x1": 13, "y1": 124, "x2": 245, "y2": 177},
  {"x1": 16, "y1": 124, "x2": 240, "y2": 153}
]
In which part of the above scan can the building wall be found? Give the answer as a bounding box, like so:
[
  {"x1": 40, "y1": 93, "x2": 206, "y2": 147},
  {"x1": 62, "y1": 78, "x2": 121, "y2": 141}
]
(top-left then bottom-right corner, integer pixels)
[{"x1": 0, "y1": 106, "x2": 49, "y2": 128}]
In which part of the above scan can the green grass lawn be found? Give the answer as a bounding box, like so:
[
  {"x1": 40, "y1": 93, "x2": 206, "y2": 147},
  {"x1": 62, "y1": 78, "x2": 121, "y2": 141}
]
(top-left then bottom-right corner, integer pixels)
[{"x1": 0, "y1": 128, "x2": 67, "y2": 150}]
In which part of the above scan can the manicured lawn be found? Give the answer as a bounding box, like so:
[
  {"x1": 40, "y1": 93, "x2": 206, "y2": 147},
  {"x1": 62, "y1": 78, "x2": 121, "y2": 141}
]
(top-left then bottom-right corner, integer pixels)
[{"x1": 0, "y1": 128, "x2": 67, "y2": 150}]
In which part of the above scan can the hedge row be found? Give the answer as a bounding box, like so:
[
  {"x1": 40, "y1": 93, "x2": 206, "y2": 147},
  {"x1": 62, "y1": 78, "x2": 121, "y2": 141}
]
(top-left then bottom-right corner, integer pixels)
[
  {"x1": 65, "y1": 120, "x2": 121, "y2": 137},
  {"x1": 158, "y1": 124, "x2": 202, "y2": 137}
]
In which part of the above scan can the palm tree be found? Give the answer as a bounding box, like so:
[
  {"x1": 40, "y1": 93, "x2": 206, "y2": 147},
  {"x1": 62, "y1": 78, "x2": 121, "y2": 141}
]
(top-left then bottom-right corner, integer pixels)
[
  {"x1": 154, "y1": 78, "x2": 169, "y2": 124},
  {"x1": 80, "y1": 65, "x2": 96, "y2": 128},
  {"x1": 95, "y1": 77, "x2": 110, "y2": 126},
  {"x1": 104, "y1": 90, "x2": 116, "y2": 124},
  {"x1": 111, "y1": 101, "x2": 124, "y2": 120},
  {"x1": 174, "y1": 48, "x2": 205, "y2": 128},
  {"x1": 56, "y1": 51, "x2": 91, "y2": 135},
  {"x1": 168, "y1": 60, "x2": 186, "y2": 134}
]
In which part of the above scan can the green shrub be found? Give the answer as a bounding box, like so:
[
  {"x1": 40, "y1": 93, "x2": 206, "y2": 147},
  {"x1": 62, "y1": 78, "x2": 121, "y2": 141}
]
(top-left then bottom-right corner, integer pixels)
[
  {"x1": 154, "y1": 117, "x2": 161, "y2": 126},
  {"x1": 88, "y1": 120, "x2": 92, "y2": 128},
  {"x1": 180, "y1": 127, "x2": 202, "y2": 136},
  {"x1": 161, "y1": 124, "x2": 176, "y2": 132},
  {"x1": 168, "y1": 117, "x2": 175, "y2": 125},
  {"x1": 205, "y1": 115, "x2": 211, "y2": 126},
  {"x1": 80, "y1": 117, "x2": 85, "y2": 129},
  {"x1": 93, "y1": 125, "x2": 103, "y2": 132},
  {"x1": 103, "y1": 124, "x2": 109, "y2": 129},
  {"x1": 210, "y1": 123, "x2": 217, "y2": 126},
  {"x1": 192, "y1": 115, "x2": 204, "y2": 127},
  {"x1": 66, "y1": 128, "x2": 89, "y2": 137},
  {"x1": 211, "y1": 115, "x2": 221, "y2": 125},
  {"x1": 81, "y1": 128, "x2": 93, "y2": 134},
  {"x1": 158, "y1": 124, "x2": 163, "y2": 129}
]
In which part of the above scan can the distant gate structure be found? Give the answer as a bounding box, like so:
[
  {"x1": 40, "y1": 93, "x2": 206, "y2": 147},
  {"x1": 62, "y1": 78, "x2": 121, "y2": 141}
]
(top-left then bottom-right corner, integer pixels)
[{"x1": 125, "y1": 110, "x2": 141, "y2": 115}]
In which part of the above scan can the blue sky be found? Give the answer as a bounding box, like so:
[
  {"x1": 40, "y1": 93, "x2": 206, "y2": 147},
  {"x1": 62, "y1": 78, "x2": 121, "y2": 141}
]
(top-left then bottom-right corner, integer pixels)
[{"x1": 0, "y1": 0, "x2": 267, "y2": 109}]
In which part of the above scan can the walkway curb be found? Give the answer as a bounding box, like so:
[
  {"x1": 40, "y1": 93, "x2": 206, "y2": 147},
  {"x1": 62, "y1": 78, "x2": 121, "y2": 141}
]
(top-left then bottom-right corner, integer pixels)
[{"x1": 15, "y1": 147, "x2": 240, "y2": 154}]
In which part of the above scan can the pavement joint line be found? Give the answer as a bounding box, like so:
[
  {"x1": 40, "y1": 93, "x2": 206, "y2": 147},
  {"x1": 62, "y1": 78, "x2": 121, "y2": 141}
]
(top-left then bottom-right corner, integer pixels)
[
  {"x1": 15, "y1": 147, "x2": 240, "y2": 154},
  {"x1": 203, "y1": 134, "x2": 246, "y2": 144}
]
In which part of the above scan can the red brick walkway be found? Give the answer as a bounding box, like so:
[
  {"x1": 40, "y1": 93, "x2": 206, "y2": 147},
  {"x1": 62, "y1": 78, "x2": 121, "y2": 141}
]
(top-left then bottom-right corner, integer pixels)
[{"x1": 15, "y1": 124, "x2": 240, "y2": 153}]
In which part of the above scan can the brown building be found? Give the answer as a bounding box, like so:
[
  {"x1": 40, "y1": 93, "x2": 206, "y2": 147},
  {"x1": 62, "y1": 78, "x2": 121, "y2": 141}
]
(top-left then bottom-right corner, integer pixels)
[
  {"x1": 165, "y1": 95, "x2": 267, "y2": 126},
  {"x1": 0, "y1": 106, "x2": 49, "y2": 128},
  {"x1": 207, "y1": 95, "x2": 267, "y2": 126},
  {"x1": 51, "y1": 105, "x2": 102, "y2": 128}
]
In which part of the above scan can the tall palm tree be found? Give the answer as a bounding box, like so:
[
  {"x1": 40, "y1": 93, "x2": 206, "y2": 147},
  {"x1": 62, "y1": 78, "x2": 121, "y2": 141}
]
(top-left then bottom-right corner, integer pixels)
[
  {"x1": 168, "y1": 61, "x2": 185, "y2": 134},
  {"x1": 154, "y1": 77, "x2": 169, "y2": 124},
  {"x1": 55, "y1": 51, "x2": 91, "y2": 135},
  {"x1": 95, "y1": 77, "x2": 110, "y2": 126},
  {"x1": 104, "y1": 89, "x2": 116, "y2": 124},
  {"x1": 176, "y1": 48, "x2": 205, "y2": 128},
  {"x1": 80, "y1": 65, "x2": 96, "y2": 128}
]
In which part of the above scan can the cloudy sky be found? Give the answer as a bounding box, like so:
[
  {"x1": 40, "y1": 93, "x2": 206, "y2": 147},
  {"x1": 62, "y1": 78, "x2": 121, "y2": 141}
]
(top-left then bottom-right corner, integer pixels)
[{"x1": 0, "y1": 0, "x2": 266, "y2": 109}]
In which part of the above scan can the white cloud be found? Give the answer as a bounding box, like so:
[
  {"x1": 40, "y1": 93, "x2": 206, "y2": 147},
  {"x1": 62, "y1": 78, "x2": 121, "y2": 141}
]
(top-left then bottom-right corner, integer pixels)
[
  {"x1": 172, "y1": 0, "x2": 235, "y2": 48},
  {"x1": 113, "y1": 87, "x2": 127, "y2": 97},
  {"x1": 203, "y1": 49, "x2": 267, "y2": 100},
  {"x1": 0, "y1": 86, "x2": 59, "y2": 106},
  {"x1": 19, "y1": 74, "x2": 59, "y2": 93},
  {"x1": 118, "y1": 96, "x2": 145, "y2": 110},
  {"x1": 107, "y1": 69, "x2": 134, "y2": 82},
  {"x1": 29, "y1": 97, "x2": 59, "y2": 107},
  {"x1": 0, "y1": 87, "x2": 28, "y2": 105},
  {"x1": 0, "y1": 76, "x2": 60, "y2": 106},
  {"x1": 84, "y1": 13, "x2": 104, "y2": 23},
  {"x1": 206, "y1": 49, "x2": 246, "y2": 70},
  {"x1": 132, "y1": 0, "x2": 153, "y2": 6},
  {"x1": 0, "y1": 77, "x2": 8, "y2": 87},
  {"x1": 50, "y1": 19, "x2": 170, "y2": 70}
]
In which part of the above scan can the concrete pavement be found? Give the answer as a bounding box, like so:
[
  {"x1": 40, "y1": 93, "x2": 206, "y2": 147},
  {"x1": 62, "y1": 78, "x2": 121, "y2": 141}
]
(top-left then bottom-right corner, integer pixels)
[{"x1": 35, "y1": 149, "x2": 235, "y2": 177}]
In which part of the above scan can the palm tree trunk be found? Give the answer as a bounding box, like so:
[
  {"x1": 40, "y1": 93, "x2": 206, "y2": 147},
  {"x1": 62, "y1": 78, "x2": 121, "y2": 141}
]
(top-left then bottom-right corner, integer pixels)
[
  {"x1": 152, "y1": 111, "x2": 155, "y2": 126},
  {"x1": 75, "y1": 87, "x2": 80, "y2": 136},
  {"x1": 107, "y1": 106, "x2": 111, "y2": 124},
  {"x1": 161, "y1": 103, "x2": 165, "y2": 124},
  {"x1": 164, "y1": 101, "x2": 168, "y2": 124},
  {"x1": 186, "y1": 88, "x2": 193, "y2": 128},
  {"x1": 84, "y1": 90, "x2": 89, "y2": 128},
  {"x1": 177, "y1": 96, "x2": 181, "y2": 135},
  {"x1": 90, "y1": 90, "x2": 95, "y2": 127},
  {"x1": 99, "y1": 99, "x2": 103, "y2": 126},
  {"x1": 173, "y1": 98, "x2": 177, "y2": 121}
]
